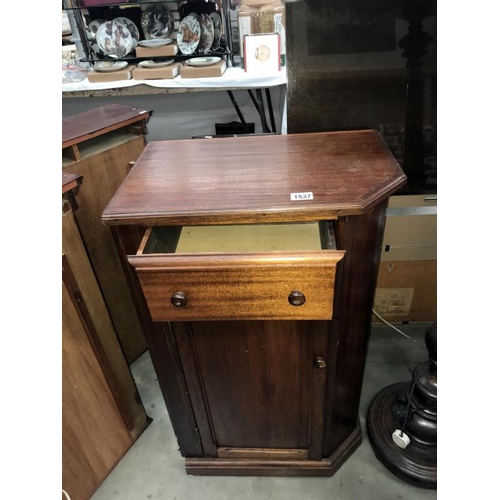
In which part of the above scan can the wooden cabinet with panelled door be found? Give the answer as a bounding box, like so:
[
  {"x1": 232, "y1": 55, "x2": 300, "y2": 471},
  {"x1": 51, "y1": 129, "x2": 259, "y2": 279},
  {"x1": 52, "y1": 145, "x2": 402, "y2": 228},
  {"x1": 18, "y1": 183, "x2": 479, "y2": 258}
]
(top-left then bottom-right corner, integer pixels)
[
  {"x1": 62, "y1": 104, "x2": 151, "y2": 363},
  {"x1": 102, "y1": 131, "x2": 407, "y2": 476}
]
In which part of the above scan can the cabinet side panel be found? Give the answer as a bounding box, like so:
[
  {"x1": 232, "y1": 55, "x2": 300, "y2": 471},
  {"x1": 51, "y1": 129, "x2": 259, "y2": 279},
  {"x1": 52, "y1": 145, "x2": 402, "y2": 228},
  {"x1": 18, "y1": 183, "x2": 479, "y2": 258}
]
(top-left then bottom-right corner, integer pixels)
[
  {"x1": 62, "y1": 278, "x2": 132, "y2": 500},
  {"x1": 62, "y1": 210, "x2": 147, "y2": 435},
  {"x1": 323, "y1": 201, "x2": 388, "y2": 456},
  {"x1": 63, "y1": 136, "x2": 147, "y2": 363}
]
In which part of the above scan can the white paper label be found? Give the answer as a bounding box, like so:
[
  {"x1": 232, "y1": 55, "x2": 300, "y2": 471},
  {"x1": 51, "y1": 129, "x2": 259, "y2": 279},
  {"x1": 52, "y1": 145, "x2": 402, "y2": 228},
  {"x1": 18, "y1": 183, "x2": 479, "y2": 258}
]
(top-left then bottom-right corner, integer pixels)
[
  {"x1": 290, "y1": 192, "x2": 314, "y2": 201},
  {"x1": 373, "y1": 288, "x2": 414, "y2": 315}
]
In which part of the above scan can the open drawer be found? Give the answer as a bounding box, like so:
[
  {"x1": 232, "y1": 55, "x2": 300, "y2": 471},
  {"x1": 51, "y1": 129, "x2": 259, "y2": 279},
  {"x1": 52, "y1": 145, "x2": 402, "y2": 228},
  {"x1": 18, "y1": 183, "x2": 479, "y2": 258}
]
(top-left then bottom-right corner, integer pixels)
[{"x1": 127, "y1": 222, "x2": 345, "y2": 321}]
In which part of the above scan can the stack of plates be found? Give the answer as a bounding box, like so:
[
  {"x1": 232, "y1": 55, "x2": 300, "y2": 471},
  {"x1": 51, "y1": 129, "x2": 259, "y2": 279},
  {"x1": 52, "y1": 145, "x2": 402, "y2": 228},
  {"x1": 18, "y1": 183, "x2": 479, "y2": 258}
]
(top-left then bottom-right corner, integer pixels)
[
  {"x1": 93, "y1": 61, "x2": 129, "y2": 72},
  {"x1": 138, "y1": 59, "x2": 175, "y2": 68},
  {"x1": 138, "y1": 39, "x2": 172, "y2": 48},
  {"x1": 186, "y1": 56, "x2": 221, "y2": 67}
]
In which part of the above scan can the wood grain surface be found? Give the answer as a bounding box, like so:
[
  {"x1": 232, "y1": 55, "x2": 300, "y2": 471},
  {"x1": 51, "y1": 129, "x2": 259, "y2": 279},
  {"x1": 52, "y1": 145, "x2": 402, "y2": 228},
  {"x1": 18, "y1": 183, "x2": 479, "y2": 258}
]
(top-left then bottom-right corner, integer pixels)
[
  {"x1": 128, "y1": 251, "x2": 344, "y2": 321},
  {"x1": 100, "y1": 130, "x2": 406, "y2": 476},
  {"x1": 62, "y1": 208, "x2": 147, "y2": 433},
  {"x1": 64, "y1": 135, "x2": 148, "y2": 362},
  {"x1": 62, "y1": 104, "x2": 150, "y2": 149},
  {"x1": 185, "y1": 424, "x2": 362, "y2": 477},
  {"x1": 62, "y1": 258, "x2": 133, "y2": 500},
  {"x1": 102, "y1": 130, "x2": 406, "y2": 225},
  {"x1": 172, "y1": 320, "x2": 329, "y2": 452}
]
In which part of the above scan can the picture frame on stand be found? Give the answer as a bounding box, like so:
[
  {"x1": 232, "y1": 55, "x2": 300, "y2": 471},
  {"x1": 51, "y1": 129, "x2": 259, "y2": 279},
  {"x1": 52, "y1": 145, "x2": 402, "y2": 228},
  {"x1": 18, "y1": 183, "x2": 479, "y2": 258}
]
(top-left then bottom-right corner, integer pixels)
[{"x1": 243, "y1": 33, "x2": 281, "y2": 74}]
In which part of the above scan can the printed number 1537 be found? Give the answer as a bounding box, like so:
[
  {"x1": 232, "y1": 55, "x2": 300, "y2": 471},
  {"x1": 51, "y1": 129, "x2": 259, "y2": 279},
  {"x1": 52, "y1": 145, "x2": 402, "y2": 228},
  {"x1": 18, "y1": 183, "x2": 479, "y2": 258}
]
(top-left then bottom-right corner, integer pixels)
[{"x1": 290, "y1": 192, "x2": 314, "y2": 201}]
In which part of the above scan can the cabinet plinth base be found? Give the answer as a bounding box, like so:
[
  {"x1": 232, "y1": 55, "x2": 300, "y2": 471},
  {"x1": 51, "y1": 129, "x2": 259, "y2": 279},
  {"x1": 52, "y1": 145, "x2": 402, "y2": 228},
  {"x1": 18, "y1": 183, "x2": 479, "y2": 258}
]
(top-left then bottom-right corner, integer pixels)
[{"x1": 185, "y1": 424, "x2": 362, "y2": 477}]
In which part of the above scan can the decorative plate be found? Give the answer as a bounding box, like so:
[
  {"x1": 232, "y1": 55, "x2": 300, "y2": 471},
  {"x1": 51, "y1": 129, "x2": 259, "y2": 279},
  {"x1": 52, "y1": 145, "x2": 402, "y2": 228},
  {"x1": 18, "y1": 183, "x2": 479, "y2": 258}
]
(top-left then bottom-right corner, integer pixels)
[
  {"x1": 186, "y1": 56, "x2": 221, "y2": 67},
  {"x1": 138, "y1": 59, "x2": 175, "y2": 68},
  {"x1": 91, "y1": 42, "x2": 103, "y2": 56},
  {"x1": 93, "y1": 61, "x2": 129, "y2": 72},
  {"x1": 210, "y1": 12, "x2": 222, "y2": 49},
  {"x1": 138, "y1": 39, "x2": 172, "y2": 48},
  {"x1": 115, "y1": 17, "x2": 140, "y2": 48},
  {"x1": 177, "y1": 15, "x2": 201, "y2": 55},
  {"x1": 197, "y1": 13, "x2": 214, "y2": 54},
  {"x1": 86, "y1": 19, "x2": 105, "y2": 42},
  {"x1": 141, "y1": 4, "x2": 175, "y2": 40},
  {"x1": 96, "y1": 20, "x2": 134, "y2": 58}
]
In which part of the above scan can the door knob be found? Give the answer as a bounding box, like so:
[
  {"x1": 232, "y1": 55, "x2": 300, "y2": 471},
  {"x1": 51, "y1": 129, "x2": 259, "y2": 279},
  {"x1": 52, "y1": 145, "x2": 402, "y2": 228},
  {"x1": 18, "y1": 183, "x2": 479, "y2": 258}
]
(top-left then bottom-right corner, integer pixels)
[
  {"x1": 288, "y1": 291, "x2": 306, "y2": 306},
  {"x1": 171, "y1": 292, "x2": 187, "y2": 308},
  {"x1": 314, "y1": 357, "x2": 327, "y2": 369}
]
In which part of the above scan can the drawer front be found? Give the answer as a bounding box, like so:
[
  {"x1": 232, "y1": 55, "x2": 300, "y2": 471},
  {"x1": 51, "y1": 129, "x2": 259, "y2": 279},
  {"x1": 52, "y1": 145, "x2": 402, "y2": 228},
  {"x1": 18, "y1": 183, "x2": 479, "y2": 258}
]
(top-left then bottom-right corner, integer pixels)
[{"x1": 128, "y1": 252, "x2": 344, "y2": 321}]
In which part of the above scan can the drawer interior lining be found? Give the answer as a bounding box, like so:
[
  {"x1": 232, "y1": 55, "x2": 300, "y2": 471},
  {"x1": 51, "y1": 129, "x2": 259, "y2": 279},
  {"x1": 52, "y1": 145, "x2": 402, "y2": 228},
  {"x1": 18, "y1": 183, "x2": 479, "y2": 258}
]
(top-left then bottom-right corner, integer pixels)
[{"x1": 141, "y1": 222, "x2": 337, "y2": 255}]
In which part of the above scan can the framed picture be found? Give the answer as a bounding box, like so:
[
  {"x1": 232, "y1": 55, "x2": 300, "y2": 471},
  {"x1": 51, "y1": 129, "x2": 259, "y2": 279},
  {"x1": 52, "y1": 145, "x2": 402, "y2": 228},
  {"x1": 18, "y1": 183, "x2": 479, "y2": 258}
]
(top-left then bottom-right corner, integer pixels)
[{"x1": 243, "y1": 33, "x2": 281, "y2": 74}]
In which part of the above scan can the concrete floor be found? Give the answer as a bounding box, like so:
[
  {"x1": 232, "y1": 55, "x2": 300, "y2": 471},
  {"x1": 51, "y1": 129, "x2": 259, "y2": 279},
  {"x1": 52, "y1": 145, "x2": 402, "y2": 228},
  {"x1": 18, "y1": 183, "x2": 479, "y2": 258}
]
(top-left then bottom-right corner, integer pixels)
[{"x1": 91, "y1": 323, "x2": 437, "y2": 500}]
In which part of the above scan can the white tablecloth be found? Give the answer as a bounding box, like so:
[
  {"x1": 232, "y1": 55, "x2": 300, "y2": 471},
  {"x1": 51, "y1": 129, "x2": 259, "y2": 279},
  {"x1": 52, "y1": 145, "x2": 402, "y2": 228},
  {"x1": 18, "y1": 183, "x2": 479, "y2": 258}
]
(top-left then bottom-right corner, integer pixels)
[{"x1": 62, "y1": 66, "x2": 287, "y2": 92}]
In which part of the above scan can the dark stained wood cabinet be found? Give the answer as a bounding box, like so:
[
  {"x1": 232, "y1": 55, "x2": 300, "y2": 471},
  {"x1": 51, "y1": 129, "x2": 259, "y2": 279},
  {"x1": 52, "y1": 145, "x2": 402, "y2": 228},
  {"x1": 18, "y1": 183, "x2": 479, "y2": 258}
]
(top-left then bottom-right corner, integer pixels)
[{"x1": 102, "y1": 131, "x2": 406, "y2": 476}]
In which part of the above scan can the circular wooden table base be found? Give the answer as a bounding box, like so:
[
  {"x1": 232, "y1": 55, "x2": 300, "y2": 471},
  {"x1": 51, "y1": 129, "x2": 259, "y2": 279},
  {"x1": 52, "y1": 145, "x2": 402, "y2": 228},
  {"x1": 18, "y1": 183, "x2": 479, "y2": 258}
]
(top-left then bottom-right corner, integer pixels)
[{"x1": 367, "y1": 382, "x2": 437, "y2": 489}]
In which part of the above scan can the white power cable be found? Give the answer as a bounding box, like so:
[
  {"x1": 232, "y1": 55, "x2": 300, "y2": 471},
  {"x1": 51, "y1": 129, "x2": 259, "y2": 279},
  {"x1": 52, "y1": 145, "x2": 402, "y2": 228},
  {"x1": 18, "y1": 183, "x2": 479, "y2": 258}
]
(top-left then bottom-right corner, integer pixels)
[
  {"x1": 372, "y1": 308, "x2": 426, "y2": 347},
  {"x1": 62, "y1": 490, "x2": 72, "y2": 500}
]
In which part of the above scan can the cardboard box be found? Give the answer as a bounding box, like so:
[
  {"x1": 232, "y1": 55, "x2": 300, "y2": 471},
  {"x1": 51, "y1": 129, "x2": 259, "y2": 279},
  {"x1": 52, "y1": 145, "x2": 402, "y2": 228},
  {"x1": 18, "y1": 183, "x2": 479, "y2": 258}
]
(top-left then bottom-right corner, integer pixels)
[
  {"x1": 237, "y1": 2, "x2": 286, "y2": 65},
  {"x1": 373, "y1": 260, "x2": 437, "y2": 323},
  {"x1": 373, "y1": 194, "x2": 437, "y2": 323},
  {"x1": 242, "y1": 0, "x2": 277, "y2": 6},
  {"x1": 87, "y1": 65, "x2": 134, "y2": 83},
  {"x1": 381, "y1": 194, "x2": 437, "y2": 261},
  {"x1": 180, "y1": 59, "x2": 227, "y2": 78},
  {"x1": 132, "y1": 63, "x2": 181, "y2": 80},
  {"x1": 135, "y1": 43, "x2": 179, "y2": 58}
]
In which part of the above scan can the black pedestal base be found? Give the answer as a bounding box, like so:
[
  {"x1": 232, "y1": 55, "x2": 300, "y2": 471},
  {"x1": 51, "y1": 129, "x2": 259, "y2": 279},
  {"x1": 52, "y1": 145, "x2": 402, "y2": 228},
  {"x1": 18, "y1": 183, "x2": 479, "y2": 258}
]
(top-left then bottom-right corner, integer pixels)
[{"x1": 367, "y1": 383, "x2": 437, "y2": 489}]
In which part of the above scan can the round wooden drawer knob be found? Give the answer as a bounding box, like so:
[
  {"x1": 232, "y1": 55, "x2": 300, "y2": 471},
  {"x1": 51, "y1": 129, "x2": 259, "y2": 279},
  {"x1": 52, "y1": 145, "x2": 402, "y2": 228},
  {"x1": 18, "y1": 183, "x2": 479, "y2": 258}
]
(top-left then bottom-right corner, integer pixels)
[
  {"x1": 288, "y1": 291, "x2": 306, "y2": 306},
  {"x1": 171, "y1": 292, "x2": 188, "y2": 308}
]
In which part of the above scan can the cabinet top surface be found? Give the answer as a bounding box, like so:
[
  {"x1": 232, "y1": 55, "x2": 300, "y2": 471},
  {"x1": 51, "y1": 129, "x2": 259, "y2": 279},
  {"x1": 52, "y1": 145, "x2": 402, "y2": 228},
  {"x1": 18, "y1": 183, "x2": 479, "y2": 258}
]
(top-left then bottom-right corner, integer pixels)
[
  {"x1": 62, "y1": 104, "x2": 150, "y2": 149},
  {"x1": 102, "y1": 130, "x2": 406, "y2": 225}
]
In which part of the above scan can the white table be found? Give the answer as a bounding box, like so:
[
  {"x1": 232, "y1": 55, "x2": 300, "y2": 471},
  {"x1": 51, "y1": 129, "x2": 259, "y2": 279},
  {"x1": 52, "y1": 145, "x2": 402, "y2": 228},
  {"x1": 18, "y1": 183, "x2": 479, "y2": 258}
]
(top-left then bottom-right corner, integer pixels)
[{"x1": 62, "y1": 66, "x2": 287, "y2": 135}]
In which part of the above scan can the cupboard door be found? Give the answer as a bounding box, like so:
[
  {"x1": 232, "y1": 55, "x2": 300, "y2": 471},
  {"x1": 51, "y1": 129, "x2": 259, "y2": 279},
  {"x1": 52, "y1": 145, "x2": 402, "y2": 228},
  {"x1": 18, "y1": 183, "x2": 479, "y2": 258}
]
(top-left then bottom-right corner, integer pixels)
[{"x1": 172, "y1": 320, "x2": 329, "y2": 460}]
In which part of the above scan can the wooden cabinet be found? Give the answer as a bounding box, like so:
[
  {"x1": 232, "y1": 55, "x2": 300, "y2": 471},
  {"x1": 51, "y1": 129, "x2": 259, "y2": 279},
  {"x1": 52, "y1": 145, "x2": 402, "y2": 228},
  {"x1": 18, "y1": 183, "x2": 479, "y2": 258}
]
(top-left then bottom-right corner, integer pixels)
[
  {"x1": 62, "y1": 104, "x2": 151, "y2": 363},
  {"x1": 102, "y1": 131, "x2": 406, "y2": 476},
  {"x1": 62, "y1": 172, "x2": 149, "y2": 500}
]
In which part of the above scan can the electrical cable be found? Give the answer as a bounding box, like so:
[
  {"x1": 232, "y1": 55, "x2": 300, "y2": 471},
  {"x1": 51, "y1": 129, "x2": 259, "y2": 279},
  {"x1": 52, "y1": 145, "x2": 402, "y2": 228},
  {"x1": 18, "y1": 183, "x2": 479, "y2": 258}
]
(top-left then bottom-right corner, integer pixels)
[
  {"x1": 400, "y1": 364, "x2": 427, "y2": 436},
  {"x1": 62, "y1": 491, "x2": 72, "y2": 500},
  {"x1": 372, "y1": 308, "x2": 426, "y2": 346}
]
